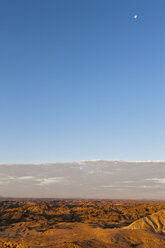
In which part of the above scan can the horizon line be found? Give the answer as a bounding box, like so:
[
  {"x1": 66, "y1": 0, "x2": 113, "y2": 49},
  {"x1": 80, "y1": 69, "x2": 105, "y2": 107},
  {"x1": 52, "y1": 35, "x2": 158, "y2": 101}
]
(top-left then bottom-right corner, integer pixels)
[{"x1": 0, "y1": 196, "x2": 165, "y2": 201}]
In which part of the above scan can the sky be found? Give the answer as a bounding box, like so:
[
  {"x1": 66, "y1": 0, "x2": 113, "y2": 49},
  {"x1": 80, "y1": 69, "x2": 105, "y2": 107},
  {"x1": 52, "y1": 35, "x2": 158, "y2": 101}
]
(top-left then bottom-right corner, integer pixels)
[
  {"x1": 1, "y1": 161, "x2": 165, "y2": 199},
  {"x1": 0, "y1": 0, "x2": 165, "y2": 163}
]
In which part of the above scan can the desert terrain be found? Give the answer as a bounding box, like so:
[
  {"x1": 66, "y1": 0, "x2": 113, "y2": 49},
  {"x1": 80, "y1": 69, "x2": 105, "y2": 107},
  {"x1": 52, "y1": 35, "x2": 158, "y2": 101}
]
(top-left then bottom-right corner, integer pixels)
[{"x1": 1, "y1": 200, "x2": 165, "y2": 247}]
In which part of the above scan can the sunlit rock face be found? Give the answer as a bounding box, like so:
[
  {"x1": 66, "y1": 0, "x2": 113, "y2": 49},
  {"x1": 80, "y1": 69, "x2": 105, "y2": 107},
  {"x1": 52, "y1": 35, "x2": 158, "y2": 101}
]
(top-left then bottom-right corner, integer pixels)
[
  {"x1": 0, "y1": 160, "x2": 165, "y2": 199},
  {"x1": 126, "y1": 209, "x2": 165, "y2": 233}
]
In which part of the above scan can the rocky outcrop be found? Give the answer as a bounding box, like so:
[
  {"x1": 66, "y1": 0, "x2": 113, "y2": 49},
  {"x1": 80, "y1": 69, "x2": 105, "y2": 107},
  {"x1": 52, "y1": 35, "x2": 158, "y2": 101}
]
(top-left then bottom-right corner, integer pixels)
[
  {"x1": 126, "y1": 209, "x2": 165, "y2": 233},
  {"x1": 0, "y1": 239, "x2": 24, "y2": 248}
]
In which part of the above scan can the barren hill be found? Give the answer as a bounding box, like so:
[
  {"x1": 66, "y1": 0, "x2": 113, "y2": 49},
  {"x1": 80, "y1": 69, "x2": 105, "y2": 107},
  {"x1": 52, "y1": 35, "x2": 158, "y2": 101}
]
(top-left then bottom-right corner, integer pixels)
[{"x1": 126, "y1": 209, "x2": 165, "y2": 233}]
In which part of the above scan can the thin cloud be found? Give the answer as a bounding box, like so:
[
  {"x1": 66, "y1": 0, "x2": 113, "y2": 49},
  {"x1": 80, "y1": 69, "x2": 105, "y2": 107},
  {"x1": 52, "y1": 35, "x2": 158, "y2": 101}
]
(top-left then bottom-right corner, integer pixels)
[
  {"x1": 36, "y1": 177, "x2": 64, "y2": 186},
  {"x1": 7, "y1": 176, "x2": 34, "y2": 180},
  {"x1": 146, "y1": 178, "x2": 165, "y2": 184}
]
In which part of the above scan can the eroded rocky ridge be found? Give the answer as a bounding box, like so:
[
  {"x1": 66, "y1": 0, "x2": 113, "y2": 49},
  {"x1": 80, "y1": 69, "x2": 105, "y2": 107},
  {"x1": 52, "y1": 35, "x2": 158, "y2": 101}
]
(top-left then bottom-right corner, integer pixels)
[{"x1": 126, "y1": 209, "x2": 165, "y2": 233}]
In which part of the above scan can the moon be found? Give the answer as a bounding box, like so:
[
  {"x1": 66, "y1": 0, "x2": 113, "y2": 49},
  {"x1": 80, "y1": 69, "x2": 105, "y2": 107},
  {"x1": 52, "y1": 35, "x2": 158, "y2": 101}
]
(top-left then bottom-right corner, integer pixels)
[{"x1": 134, "y1": 15, "x2": 138, "y2": 19}]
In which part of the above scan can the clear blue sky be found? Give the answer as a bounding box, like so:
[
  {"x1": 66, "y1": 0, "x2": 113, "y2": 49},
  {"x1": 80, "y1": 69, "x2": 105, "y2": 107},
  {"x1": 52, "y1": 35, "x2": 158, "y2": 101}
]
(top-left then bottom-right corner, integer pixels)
[{"x1": 0, "y1": 0, "x2": 165, "y2": 163}]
